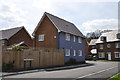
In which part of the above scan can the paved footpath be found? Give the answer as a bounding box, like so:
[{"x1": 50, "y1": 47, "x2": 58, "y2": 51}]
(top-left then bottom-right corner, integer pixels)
[{"x1": 2, "y1": 61, "x2": 120, "y2": 80}]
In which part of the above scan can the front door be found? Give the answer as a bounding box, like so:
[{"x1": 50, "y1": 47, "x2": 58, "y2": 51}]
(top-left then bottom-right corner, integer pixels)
[{"x1": 108, "y1": 52, "x2": 111, "y2": 60}]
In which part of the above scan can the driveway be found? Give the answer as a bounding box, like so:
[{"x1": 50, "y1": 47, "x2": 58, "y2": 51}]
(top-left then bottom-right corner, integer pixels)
[{"x1": 2, "y1": 61, "x2": 119, "y2": 80}]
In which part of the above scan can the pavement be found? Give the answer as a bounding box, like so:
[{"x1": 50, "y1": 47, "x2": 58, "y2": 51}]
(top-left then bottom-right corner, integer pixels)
[
  {"x1": 2, "y1": 61, "x2": 120, "y2": 80},
  {"x1": 2, "y1": 62, "x2": 93, "y2": 77}
]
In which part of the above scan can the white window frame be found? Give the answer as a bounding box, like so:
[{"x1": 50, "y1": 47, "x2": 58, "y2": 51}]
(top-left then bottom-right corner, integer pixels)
[
  {"x1": 73, "y1": 50, "x2": 76, "y2": 56},
  {"x1": 114, "y1": 52, "x2": 120, "y2": 58},
  {"x1": 78, "y1": 50, "x2": 82, "y2": 56},
  {"x1": 98, "y1": 52, "x2": 105, "y2": 58},
  {"x1": 100, "y1": 44, "x2": 103, "y2": 49},
  {"x1": 38, "y1": 34, "x2": 44, "y2": 41},
  {"x1": 107, "y1": 44, "x2": 111, "y2": 48},
  {"x1": 65, "y1": 49, "x2": 70, "y2": 56},
  {"x1": 66, "y1": 33, "x2": 70, "y2": 41},
  {"x1": 73, "y1": 36, "x2": 76, "y2": 42},
  {"x1": 1, "y1": 40, "x2": 5, "y2": 46},
  {"x1": 116, "y1": 43, "x2": 120, "y2": 48},
  {"x1": 78, "y1": 37, "x2": 82, "y2": 43}
]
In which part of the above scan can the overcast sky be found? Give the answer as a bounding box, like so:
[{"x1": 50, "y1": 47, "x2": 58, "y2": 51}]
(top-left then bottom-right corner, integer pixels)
[{"x1": 0, "y1": 0, "x2": 118, "y2": 35}]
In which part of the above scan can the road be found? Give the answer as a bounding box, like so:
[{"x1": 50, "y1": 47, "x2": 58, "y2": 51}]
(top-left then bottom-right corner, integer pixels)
[{"x1": 2, "y1": 61, "x2": 120, "y2": 80}]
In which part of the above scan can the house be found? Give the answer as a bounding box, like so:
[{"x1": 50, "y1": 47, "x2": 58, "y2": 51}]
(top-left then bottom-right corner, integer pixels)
[
  {"x1": 96, "y1": 30, "x2": 120, "y2": 61},
  {"x1": 88, "y1": 39, "x2": 98, "y2": 59},
  {"x1": 0, "y1": 26, "x2": 33, "y2": 49},
  {"x1": 32, "y1": 12, "x2": 85, "y2": 63}
]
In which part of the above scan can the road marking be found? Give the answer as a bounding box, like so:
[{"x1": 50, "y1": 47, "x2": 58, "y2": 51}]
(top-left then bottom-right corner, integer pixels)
[{"x1": 76, "y1": 66, "x2": 117, "y2": 79}]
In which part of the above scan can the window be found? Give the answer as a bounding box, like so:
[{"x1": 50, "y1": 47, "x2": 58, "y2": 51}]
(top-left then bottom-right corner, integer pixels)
[
  {"x1": 65, "y1": 49, "x2": 70, "y2": 56},
  {"x1": 100, "y1": 44, "x2": 103, "y2": 49},
  {"x1": 73, "y1": 36, "x2": 76, "y2": 42},
  {"x1": 78, "y1": 37, "x2": 82, "y2": 43},
  {"x1": 114, "y1": 52, "x2": 120, "y2": 58},
  {"x1": 107, "y1": 44, "x2": 111, "y2": 48},
  {"x1": 1, "y1": 40, "x2": 5, "y2": 46},
  {"x1": 116, "y1": 43, "x2": 120, "y2": 48},
  {"x1": 92, "y1": 46, "x2": 95, "y2": 48},
  {"x1": 98, "y1": 52, "x2": 105, "y2": 58},
  {"x1": 78, "y1": 50, "x2": 82, "y2": 56},
  {"x1": 38, "y1": 34, "x2": 44, "y2": 41},
  {"x1": 66, "y1": 33, "x2": 70, "y2": 41},
  {"x1": 73, "y1": 50, "x2": 76, "y2": 56}
]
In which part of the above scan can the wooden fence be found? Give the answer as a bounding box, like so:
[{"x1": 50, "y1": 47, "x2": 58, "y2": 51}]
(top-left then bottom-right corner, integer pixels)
[{"x1": 2, "y1": 48, "x2": 64, "y2": 70}]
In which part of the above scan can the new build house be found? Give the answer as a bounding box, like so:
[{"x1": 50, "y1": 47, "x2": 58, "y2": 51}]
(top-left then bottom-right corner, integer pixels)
[
  {"x1": 32, "y1": 12, "x2": 85, "y2": 62},
  {"x1": 0, "y1": 26, "x2": 33, "y2": 49},
  {"x1": 90, "y1": 30, "x2": 120, "y2": 61}
]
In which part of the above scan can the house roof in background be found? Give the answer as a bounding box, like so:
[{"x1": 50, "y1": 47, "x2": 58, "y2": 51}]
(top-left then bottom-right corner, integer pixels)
[
  {"x1": 0, "y1": 26, "x2": 23, "y2": 40},
  {"x1": 96, "y1": 30, "x2": 120, "y2": 43},
  {"x1": 33, "y1": 12, "x2": 85, "y2": 38},
  {"x1": 89, "y1": 39, "x2": 98, "y2": 45}
]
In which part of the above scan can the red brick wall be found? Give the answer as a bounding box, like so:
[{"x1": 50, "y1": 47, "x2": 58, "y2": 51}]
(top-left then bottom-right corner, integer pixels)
[
  {"x1": 35, "y1": 15, "x2": 58, "y2": 48},
  {"x1": 96, "y1": 41, "x2": 120, "y2": 61},
  {"x1": 8, "y1": 27, "x2": 33, "y2": 47},
  {"x1": 85, "y1": 39, "x2": 89, "y2": 56}
]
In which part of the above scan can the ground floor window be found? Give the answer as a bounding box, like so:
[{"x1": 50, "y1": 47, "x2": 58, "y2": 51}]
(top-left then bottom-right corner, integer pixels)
[
  {"x1": 73, "y1": 50, "x2": 76, "y2": 56},
  {"x1": 65, "y1": 49, "x2": 70, "y2": 56},
  {"x1": 114, "y1": 52, "x2": 120, "y2": 58},
  {"x1": 98, "y1": 52, "x2": 105, "y2": 58},
  {"x1": 78, "y1": 50, "x2": 82, "y2": 56}
]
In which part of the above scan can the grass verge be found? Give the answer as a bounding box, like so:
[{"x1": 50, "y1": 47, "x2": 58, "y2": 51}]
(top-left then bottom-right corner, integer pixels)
[{"x1": 109, "y1": 73, "x2": 120, "y2": 80}]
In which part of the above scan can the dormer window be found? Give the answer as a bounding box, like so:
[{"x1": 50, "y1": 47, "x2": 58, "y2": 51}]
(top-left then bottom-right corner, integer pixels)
[
  {"x1": 117, "y1": 33, "x2": 120, "y2": 39},
  {"x1": 101, "y1": 36, "x2": 106, "y2": 42}
]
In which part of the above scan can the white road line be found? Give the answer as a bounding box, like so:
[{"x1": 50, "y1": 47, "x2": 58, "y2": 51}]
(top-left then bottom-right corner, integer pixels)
[{"x1": 77, "y1": 66, "x2": 118, "y2": 79}]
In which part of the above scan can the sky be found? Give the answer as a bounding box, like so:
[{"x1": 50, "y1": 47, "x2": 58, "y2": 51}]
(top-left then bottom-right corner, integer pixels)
[{"x1": 0, "y1": 0, "x2": 118, "y2": 35}]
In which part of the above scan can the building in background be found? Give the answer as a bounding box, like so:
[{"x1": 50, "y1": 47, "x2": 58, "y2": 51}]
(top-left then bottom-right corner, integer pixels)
[
  {"x1": 0, "y1": 26, "x2": 33, "y2": 50},
  {"x1": 96, "y1": 30, "x2": 120, "y2": 61}
]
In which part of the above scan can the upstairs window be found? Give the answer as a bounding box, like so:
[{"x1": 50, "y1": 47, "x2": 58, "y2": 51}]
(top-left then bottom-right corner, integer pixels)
[
  {"x1": 38, "y1": 34, "x2": 44, "y2": 41},
  {"x1": 73, "y1": 36, "x2": 76, "y2": 42},
  {"x1": 73, "y1": 50, "x2": 76, "y2": 56},
  {"x1": 107, "y1": 44, "x2": 111, "y2": 48},
  {"x1": 78, "y1": 50, "x2": 82, "y2": 56},
  {"x1": 78, "y1": 37, "x2": 82, "y2": 43},
  {"x1": 100, "y1": 44, "x2": 103, "y2": 49},
  {"x1": 1, "y1": 40, "x2": 5, "y2": 46},
  {"x1": 65, "y1": 49, "x2": 70, "y2": 56},
  {"x1": 66, "y1": 33, "x2": 70, "y2": 41},
  {"x1": 116, "y1": 43, "x2": 120, "y2": 48},
  {"x1": 92, "y1": 46, "x2": 95, "y2": 48}
]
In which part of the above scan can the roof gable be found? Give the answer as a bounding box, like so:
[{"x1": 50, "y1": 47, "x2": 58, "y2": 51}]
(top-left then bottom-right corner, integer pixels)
[
  {"x1": 33, "y1": 12, "x2": 84, "y2": 38},
  {"x1": 0, "y1": 26, "x2": 23, "y2": 40},
  {"x1": 89, "y1": 39, "x2": 98, "y2": 45}
]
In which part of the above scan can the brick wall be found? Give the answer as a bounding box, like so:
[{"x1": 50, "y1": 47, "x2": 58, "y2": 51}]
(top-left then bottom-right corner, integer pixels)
[
  {"x1": 8, "y1": 27, "x2": 33, "y2": 47},
  {"x1": 35, "y1": 15, "x2": 58, "y2": 48}
]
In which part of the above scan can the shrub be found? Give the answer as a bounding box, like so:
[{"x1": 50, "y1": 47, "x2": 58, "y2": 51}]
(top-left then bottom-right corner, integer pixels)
[
  {"x1": 2, "y1": 61, "x2": 14, "y2": 71},
  {"x1": 65, "y1": 58, "x2": 85, "y2": 65},
  {"x1": 12, "y1": 44, "x2": 24, "y2": 51}
]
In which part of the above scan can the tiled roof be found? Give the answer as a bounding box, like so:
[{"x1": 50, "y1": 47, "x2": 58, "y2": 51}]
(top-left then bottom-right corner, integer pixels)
[
  {"x1": 0, "y1": 27, "x2": 23, "y2": 40},
  {"x1": 96, "y1": 30, "x2": 120, "y2": 43},
  {"x1": 33, "y1": 12, "x2": 85, "y2": 38},
  {"x1": 89, "y1": 39, "x2": 98, "y2": 45}
]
